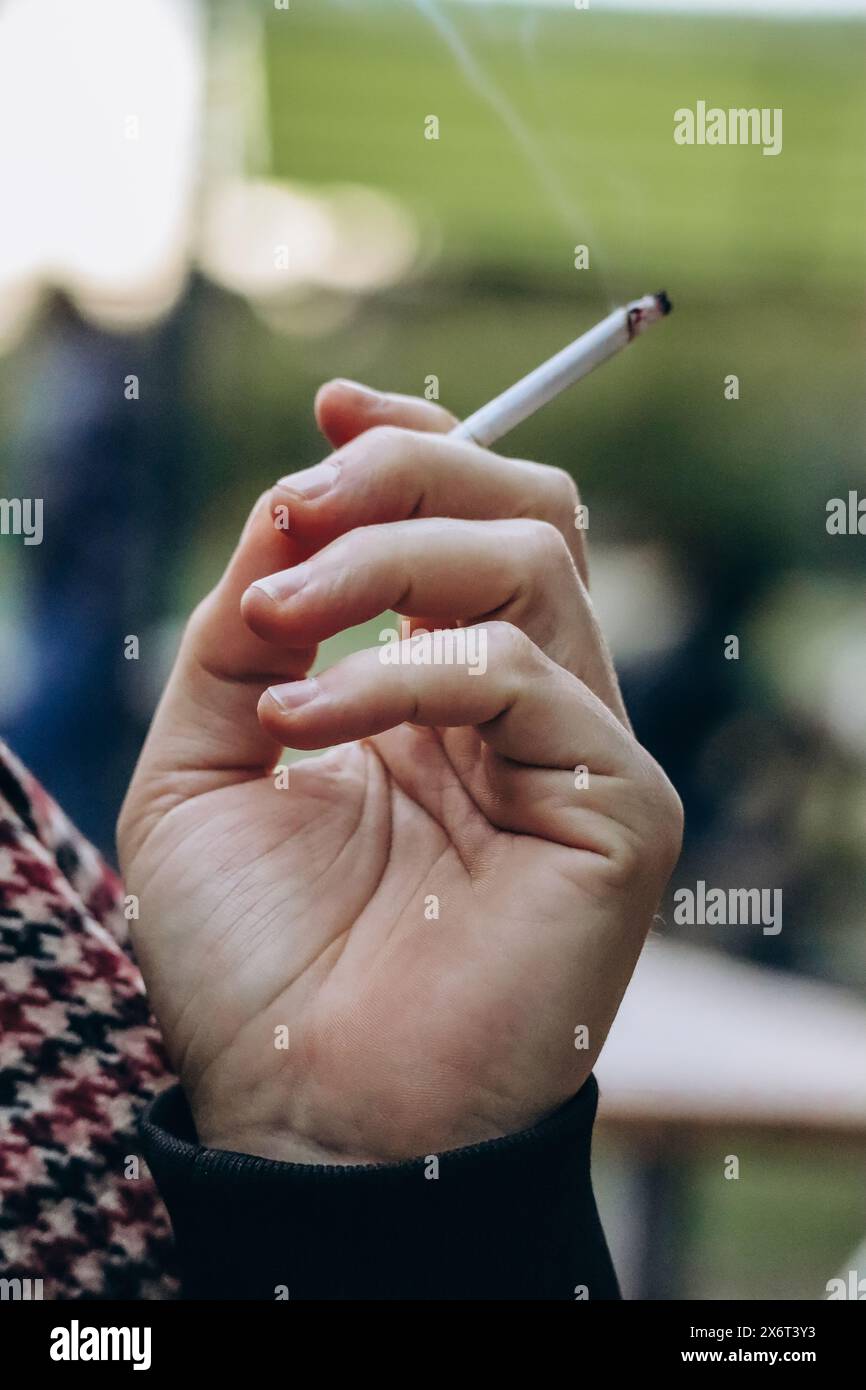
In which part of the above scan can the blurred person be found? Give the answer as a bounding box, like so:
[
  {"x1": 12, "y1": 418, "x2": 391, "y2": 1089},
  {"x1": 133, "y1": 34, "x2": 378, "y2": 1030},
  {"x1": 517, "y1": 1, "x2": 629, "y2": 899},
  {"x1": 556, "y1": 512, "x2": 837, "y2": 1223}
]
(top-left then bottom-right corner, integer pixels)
[
  {"x1": 1, "y1": 381, "x2": 682, "y2": 1299},
  {"x1": 2, "y1": 294, "x2": 192, "y2": 857}
]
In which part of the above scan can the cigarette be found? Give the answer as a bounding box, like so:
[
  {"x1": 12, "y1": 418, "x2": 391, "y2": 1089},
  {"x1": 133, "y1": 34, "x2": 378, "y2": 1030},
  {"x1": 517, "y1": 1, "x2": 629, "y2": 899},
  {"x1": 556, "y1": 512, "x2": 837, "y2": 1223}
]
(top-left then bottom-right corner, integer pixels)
[{"x1": 451, "y1": 291, "x2": 672, "y2": 449}]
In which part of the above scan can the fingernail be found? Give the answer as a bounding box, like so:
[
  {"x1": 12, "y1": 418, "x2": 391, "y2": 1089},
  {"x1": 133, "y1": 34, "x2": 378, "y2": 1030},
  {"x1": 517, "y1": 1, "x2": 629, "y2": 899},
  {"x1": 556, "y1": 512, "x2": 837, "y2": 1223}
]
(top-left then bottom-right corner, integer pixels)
[
  {"x1": 333, "y1": 378, "x2": 381, "y2": 400},
  {"x1": 266, "y1": 677, "x2": 321, "y2": 713},
  {"x1": 250, "y1": 564, "x2": 309, "y2": 603},
  {"x1": 276, "y1": 461, "x2": 338, "y2": 500}
]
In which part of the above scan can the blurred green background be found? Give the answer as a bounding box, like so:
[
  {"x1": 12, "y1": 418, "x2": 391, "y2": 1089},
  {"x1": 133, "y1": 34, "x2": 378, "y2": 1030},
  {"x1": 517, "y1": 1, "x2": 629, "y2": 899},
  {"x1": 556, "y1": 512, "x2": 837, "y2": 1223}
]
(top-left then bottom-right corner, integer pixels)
[{"x1": 1, "y1": 0, "x2": 864, "y2": 1300}]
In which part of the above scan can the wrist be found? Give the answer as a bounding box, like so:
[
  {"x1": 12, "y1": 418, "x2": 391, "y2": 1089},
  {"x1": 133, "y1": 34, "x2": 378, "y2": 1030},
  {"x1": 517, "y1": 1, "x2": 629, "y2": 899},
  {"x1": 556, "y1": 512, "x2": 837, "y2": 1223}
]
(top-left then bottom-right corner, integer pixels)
[
  {"x1": 187, "y1": 1075, "x2": 558, "y2": 1167},
  {"x1": 196, "y1": 1123, "x2": 387, "y2": 1167},
  {"x1": 191, "y1": 1101, "x2": 524, "y2": 1167}
]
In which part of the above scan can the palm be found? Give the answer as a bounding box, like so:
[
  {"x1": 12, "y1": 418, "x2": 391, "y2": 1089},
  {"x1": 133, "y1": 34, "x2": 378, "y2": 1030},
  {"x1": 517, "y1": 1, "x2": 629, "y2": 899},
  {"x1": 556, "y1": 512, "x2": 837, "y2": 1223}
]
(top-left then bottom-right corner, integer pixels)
[{"x1": 130, "y1": 723, "x2": 602, "y2": 1161}]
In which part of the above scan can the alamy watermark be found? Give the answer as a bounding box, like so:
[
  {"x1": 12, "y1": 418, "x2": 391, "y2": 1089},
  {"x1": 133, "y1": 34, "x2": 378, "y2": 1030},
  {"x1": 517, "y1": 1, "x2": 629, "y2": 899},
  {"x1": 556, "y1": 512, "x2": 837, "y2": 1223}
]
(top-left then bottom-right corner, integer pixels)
[
  {"x1": 674, "y1": 881, "x2": 782, "y2": 936},
  {"x1": 826, "y1": 491, "x2": 866, "y2": 535},
  {"x1": 379, "y1": 619, "x2": 487, "y2": 675},
  {"x1": 674, "y1": 102, "x2": 782, "y2": 157},
  {"x1": 826, "y1": 1271, "x2": 865, "y2": 1300},
  {"x1": 50, "y1": 1320, "x2": 151, "y2": 1371},
  {"x1": 1, "y1": 1276, "x2": 43, "y2": 1300},
  {"x1": 0, "y1": 497, "x2": 43, "y2": 545}
]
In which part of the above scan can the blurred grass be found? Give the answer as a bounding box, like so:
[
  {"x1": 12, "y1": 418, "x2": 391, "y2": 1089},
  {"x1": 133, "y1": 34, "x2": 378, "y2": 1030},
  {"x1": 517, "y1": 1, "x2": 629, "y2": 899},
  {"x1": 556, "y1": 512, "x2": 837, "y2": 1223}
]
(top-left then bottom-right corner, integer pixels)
[
  {"x1": 595, "y1": 1134, "x2": 866, "y2": 1299},
  {"x1": 686, "y1": 1140, "x2": 866, "y2": 1300},
  {"x1": 266, "y1": 4, "x2": 865, "y2": 295}
]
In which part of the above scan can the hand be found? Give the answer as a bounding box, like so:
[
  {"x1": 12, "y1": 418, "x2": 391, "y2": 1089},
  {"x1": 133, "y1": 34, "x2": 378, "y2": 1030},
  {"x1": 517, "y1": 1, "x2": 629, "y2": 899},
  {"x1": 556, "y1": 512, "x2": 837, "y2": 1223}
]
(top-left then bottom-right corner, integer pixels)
[{"x1": 118, "y1": 380, "x2": 682, "y2": 1164}]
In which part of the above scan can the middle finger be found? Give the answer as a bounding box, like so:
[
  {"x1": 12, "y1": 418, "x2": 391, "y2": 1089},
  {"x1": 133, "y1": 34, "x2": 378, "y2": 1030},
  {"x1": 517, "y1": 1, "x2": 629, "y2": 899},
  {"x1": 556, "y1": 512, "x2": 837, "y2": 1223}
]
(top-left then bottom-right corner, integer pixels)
[{"x1": 269, "y1": 425, "x2": 589, "y2": 584}]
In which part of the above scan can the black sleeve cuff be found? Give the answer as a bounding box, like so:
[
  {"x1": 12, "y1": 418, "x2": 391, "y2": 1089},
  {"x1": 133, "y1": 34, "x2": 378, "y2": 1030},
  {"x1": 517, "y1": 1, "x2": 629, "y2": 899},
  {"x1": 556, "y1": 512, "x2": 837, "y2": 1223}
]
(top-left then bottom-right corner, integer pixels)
[{"x1": 139, "y1": 1077, "x2": 620, "y2": 1301}]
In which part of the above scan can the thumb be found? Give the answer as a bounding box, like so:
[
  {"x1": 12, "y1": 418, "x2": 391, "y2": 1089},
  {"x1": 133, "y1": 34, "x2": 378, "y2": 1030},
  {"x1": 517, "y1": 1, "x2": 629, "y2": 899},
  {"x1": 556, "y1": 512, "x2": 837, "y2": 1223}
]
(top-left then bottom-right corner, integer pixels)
[
  {"x1": 118, "y1": 492, "x2": 316, "y2": 866},
  {"x1": 120, "y1": 381, "x2": 454, "y2": 864},
  {"x1": 315, "y1": 378, "x2": 457, "y2": 448}
]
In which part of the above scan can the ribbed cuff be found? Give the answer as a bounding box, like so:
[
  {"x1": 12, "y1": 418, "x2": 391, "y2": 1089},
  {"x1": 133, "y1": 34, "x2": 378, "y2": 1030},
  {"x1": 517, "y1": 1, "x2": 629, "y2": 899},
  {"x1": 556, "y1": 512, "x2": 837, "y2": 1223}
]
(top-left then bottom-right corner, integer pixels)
[{"x1": 140, "y1": 1076, "x2": 619, "y2": 1301}]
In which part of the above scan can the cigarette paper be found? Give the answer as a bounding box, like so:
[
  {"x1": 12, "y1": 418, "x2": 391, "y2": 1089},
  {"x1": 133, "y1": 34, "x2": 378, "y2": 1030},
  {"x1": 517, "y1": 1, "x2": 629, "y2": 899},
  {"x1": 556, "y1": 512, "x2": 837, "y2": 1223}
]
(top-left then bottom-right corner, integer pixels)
[{"x1": 451, "y1": 291, "x2": 672, "y2": 449}]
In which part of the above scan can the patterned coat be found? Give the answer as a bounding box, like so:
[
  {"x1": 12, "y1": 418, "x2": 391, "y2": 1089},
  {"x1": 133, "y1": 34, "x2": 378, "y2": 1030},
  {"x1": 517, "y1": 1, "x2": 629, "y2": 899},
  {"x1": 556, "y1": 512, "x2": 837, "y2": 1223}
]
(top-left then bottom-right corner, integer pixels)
[{"x1": 0, "y1": 740, "x2": 176, "y2": 1299}]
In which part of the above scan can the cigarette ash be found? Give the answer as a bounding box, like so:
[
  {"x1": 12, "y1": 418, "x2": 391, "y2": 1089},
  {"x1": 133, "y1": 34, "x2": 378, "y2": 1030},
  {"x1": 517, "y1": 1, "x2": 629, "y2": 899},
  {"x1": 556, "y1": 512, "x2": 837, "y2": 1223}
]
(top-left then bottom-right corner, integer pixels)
[{"x1": 626, "y1": 290, "x2": 673, "y2": 341}]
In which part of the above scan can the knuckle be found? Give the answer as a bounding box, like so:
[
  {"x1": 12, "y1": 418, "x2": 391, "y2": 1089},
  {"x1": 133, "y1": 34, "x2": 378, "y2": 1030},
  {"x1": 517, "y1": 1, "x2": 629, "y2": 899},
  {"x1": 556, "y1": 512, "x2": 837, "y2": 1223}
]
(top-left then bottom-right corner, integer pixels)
[
  {"x1": 521, "y1": 516, "x2": 573, "y2": 568},
  {"x1": 660, "y1": 783, "x2": 686, "y2": 868},
  {"x1": 322, "y1": 526, "x2": 359, "y2": 563},
  {"x1": 600, "y1": 751, "x2": 684, "y2": 890},
  {"x1": 529, "y1": 463, "x2": 580, "y2": 527},
  {"x1": 549, "y1": 465, "x2": 580, "y2": 512},
  {"x1": 344, "y1": 423, "x2": 407, "y2": 470},
  {"x1": 638, "y1": 755, "x2": 685, "y2": 871},
  {"x1": 315, "y1": 527, "x2": 380, "y2": 600},
  {"x1": 483, "y1": 618, "x2": 538, "y2": 671},
  {"x1": 605, "y1": 795, "x2": 683, "y2": 893},
  {"x1": 521, "y1": 460, "x2": 579, "y2": 510},
  {"x1": 540, "y1": 468, "x2": 588, "y2": 575},
  {"x1": 601, "y1": 824, "x2": 646, "y2": 888}
]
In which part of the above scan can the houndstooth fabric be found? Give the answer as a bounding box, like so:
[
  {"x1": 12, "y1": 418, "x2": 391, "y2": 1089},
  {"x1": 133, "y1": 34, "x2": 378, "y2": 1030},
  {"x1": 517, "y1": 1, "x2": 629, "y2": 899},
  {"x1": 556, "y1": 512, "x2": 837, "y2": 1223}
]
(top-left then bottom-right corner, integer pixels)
[{"x1": 0, "y1": 739, "x2": 177, "y2": 1299}]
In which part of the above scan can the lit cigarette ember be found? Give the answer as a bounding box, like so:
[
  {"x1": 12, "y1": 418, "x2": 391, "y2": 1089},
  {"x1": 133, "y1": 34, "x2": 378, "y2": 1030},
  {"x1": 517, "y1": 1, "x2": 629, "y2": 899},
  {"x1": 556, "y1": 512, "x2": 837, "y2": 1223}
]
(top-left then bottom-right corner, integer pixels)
[{"x1": 451, "y1": 291, "x2": 672, "y2": 449}]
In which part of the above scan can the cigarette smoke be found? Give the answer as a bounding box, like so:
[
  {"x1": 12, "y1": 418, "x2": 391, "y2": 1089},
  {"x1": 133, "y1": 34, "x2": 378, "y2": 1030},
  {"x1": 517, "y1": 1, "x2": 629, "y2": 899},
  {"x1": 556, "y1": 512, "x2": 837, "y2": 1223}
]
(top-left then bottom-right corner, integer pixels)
[{"x1": 414, "y1": 0, "x2": 609, "y2": 295}]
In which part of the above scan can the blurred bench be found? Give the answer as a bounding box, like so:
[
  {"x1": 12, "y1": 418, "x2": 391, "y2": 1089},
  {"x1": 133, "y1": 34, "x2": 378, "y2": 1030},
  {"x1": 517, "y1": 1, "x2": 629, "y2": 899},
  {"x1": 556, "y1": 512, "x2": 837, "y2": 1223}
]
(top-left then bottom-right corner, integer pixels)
[{"x1": 594, "y1": 938, "x2": 866, "y2": 1297}]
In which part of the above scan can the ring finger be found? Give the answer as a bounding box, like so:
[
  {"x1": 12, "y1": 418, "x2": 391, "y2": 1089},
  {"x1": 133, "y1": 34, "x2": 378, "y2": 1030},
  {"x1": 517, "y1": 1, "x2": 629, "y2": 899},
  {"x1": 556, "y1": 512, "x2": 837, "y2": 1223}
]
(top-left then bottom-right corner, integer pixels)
[{"x1": 242, "y1": 516, "x2": 626, "y2": 724}]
